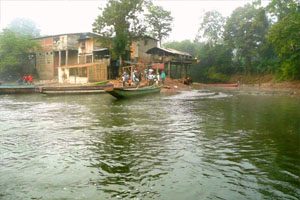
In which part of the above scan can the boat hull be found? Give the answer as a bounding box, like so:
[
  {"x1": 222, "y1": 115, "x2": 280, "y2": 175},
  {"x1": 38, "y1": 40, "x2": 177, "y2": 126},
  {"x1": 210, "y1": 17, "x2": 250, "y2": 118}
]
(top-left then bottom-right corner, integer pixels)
[
  {"x1": 0, "y1": 85, "x2": 37, "y2": 94},
  {"x1": 40, "y1": 84, "x2": 113, "y2": 95},
  {"x1": 106, "y1": 86, "x2": 161, "y2": 99}
]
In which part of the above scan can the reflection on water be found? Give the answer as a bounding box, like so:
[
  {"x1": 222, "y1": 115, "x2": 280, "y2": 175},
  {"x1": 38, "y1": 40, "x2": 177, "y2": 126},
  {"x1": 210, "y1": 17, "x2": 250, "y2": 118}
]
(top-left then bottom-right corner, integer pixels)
[{"x1": 0, "y1": 91, "x2": 299, "y2": 199}]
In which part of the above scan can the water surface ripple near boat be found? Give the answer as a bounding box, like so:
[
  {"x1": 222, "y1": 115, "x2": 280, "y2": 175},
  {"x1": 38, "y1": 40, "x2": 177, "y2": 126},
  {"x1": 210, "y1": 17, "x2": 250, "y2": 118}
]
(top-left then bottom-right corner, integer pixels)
[{"x1": 0, "y1": 92, "x2": 299, "y2": 199}]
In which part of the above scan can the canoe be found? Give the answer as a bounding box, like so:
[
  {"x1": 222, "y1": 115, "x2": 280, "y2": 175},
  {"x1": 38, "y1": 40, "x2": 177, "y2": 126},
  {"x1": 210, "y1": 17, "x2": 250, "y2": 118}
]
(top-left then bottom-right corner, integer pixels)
[
  {"x1": 105, "y1": 85, "x2": 161, "y2": 99},
  {"x1": 0, "y1": 85, "x2": 37, "y2": 94},
  {"x1": 40, "y1": 83, "x2": 113, "y2": 95}
]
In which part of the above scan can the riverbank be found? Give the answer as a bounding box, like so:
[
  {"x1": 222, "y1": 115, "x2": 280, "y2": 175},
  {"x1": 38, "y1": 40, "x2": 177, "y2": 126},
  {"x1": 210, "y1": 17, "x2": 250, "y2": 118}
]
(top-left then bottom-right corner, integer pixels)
[
  {"x1": 161, "y1": 77, "x2": 300, "y2": 96},
  {"x1": 4, "y1": 76, "x2": 299, "y2": 96}
]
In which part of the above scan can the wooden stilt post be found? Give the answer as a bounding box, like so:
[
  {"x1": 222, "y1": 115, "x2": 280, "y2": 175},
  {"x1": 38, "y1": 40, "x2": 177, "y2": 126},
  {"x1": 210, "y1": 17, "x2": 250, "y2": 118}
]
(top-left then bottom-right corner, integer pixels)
[{"x1": 168, "y1": 61, "x2": 171, "y2": 78}]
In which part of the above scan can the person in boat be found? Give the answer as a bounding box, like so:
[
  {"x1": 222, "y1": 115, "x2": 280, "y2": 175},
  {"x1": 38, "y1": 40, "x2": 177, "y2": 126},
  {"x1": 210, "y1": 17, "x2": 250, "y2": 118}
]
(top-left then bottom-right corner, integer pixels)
[
  {"x1": 17, "y1": 74, "x2": 23, "y2": 85},
  {"x1": 155, "y1": 72, "x2": 160, "y2": 85},
  {"x1": 138, "y1": 70, "x2": 142, "y2": 83},
  {"x1": 132, "y1": 69, "x2": 140, "y2": 87},
  {"x1": 122, "y1": 71, "x2": 129, "y2": 87},
  {"x1": 22, "y1": 74, "x2": 28, "y2": 84},
  {"x1": 144, "y1": 69, "x2": 148, "y2": 81},
  {"x1": 148, "y1": 69, "x2": 155, "y2": 86},
  {"x1": 27, "y1": 74, "x2": 33, "y2": 84}
]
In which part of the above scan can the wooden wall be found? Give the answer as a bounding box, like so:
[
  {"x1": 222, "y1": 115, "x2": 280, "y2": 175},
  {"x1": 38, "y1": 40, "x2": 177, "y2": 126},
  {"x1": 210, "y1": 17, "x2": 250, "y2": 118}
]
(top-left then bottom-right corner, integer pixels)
[{"x1": 88, "y1": 60, "x2": 108, "y2": 82}]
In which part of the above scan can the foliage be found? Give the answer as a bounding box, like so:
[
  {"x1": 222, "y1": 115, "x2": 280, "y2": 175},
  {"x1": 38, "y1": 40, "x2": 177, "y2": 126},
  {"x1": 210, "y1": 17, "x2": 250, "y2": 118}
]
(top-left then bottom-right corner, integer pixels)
[
  {"x1": 197, "y1": 44, "x2": 233, "y2": 81},
  {"x1": 92, "y1": 0, "x2": 146, "y2": 61},
  {"x1": 162, "y1": 0, "x2": 300, "y2": 82},
  {"x1": 0, "y1": 29, "x2": 39, "y2": 80},
  {"x1": 164, "y1": 41, "x2": 232, "y2": 83},
  {"x1": 7, "y1": 18, "x2": 41, "y2": 38},
  {"x1": 163, "y1": 40, "x2": 201, "y2": 58},
  {"x1": 223, "y1": 4, "x2": 269, "y2": 74},
  {"x1": 268, "y1": 12, "x2": 300, "y2": 80},
  {"x1": 145, "y1": 2, "x2": 173, "y2": 46},
  {"x1": 195, "y1": 10, "x2": 225, "y2": 46},
  {"x1": 207, "y1": 67, "x2": 230, "y2": 83},
  {"x1": 267, "y1": 0, "x2": 299, "y2": 20}
]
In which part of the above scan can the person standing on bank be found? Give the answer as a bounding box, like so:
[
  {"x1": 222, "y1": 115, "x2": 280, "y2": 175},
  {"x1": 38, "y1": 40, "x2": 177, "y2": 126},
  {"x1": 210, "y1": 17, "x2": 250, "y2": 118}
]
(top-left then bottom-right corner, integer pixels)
[{"x1": 160, "y1": 70, "x2": 166, "y2": 85}]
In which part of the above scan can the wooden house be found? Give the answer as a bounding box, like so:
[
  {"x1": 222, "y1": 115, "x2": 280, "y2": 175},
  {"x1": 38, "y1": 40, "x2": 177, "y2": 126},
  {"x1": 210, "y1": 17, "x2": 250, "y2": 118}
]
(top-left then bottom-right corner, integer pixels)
[
  {"x1": 146, "y1": 47, "x2": 196, "y2": 78},
  {"x1": 35, "y1": 32, "x2": 109, "y2": 84},
  {"x1": 35, "y1": 33, "x2": 159, "y2": 83},
  {"x1": 130, "y1": 36, "x2": 158, "y2": 64}
]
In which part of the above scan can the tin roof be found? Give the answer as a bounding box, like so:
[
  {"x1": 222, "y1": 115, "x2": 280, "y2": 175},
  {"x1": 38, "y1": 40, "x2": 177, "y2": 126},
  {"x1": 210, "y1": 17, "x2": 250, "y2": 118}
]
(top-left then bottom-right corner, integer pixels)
[
  {"x1": 34, "y1": 32, "x2": 102, "y2": 40},
  {"x1": 146, "y1": 47, "x2": 192, "y2": 58}
]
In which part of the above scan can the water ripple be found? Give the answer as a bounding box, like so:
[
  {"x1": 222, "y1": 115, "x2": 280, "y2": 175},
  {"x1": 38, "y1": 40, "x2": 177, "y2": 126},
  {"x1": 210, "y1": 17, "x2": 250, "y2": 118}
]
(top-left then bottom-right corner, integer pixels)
[{"x1": 1, "y1": 93, "x2": 299, "y2": 199}]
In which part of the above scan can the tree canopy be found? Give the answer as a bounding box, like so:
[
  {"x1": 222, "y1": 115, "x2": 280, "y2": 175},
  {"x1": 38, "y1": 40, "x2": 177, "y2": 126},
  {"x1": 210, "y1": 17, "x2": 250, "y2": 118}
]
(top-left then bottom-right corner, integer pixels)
[
  {"x1": 267, "y1": 0, "x2": 299, "y2": 20},
  {"x1": 92, "y1": 0, "x2": 174, "y2": 63},
  {"x1": 0, "y1": 29, "x2": 39, "y2": 80},
  {"x1": 268, "y1": 12, "x2": 300, "y2": 80},
  {"x1": 165, "y1": 0, "x2": 299, "y2": 81},
  {"x1": 224, "y1": 4, "x2": 269, "y2": 74},
  {"x1": 145, "y1": 2, "x2": 173, "y2": 46},
  {"x1": 7, "y1": 18, "x2": 41, "y2": 38},
  {"x1": 92, "y1": 0, "x2": 147, "y2": 61},
  {"x1": 195, "y1": 10, "x2": 225, "y2": 46}
]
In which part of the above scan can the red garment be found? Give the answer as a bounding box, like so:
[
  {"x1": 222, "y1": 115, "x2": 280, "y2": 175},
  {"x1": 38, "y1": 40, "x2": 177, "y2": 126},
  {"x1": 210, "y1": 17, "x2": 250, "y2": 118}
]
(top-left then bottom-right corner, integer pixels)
[{"x1": 27, "y1": 75, "x2": 33, "y2": 83}]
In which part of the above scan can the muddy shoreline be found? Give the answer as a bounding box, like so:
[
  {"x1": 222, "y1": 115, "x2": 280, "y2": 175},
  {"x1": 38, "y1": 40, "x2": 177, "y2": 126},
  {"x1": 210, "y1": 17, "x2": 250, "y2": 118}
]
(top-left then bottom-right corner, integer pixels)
[
  {"x1": 161, "y1": 78, "x2": 300, "y2": 97},
  {"x1": 32, "y1": 78, "x2": 300, "y2": 97}
]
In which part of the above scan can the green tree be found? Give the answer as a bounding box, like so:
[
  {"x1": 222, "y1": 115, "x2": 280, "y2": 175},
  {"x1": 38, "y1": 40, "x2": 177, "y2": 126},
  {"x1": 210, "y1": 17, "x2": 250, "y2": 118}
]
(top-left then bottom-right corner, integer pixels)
[
  {"x1": 7, "y1": 18, "x2": 41, "y2": 37},
  {"x1": 92, "y1": 0, "x2": 146, "y2": 63},
  {"x1": 267, "y1": 0, "x2": 299, "y2": 20},
  {"x1": 0, "y1": 29, "x2": 39, "y2": 80},
  {"x1": 164, "y1": 40, "x2": 199, "y2": 58},
  {"x1": 224, "y1": 4, "x2": 269, "y2": 74},
  {"x1": 268, "y1": 12, "x2": 300, "y2": 80},
  {"x1": 195, "y1": 10, "x2": 225, "y2": 46},
  {"x1": 194, "y1": 43, "x2": 233, "y2": 83},
  {"x1": 145, "y1": 3, "x2": 173, "y2": 46}
]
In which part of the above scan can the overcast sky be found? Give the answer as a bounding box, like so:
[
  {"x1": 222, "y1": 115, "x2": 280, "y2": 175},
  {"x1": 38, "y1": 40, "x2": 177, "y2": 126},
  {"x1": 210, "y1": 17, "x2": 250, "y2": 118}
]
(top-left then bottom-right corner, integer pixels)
[{"x1": 0, "y1": 0, "x2": 260, "y2": 42}]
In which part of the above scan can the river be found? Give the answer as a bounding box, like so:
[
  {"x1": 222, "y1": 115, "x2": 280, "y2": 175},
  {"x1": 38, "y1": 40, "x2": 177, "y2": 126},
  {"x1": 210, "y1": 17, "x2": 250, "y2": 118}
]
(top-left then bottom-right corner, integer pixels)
[{"x1": 0, "y1": 90, "x2": 299, "y2": 200}]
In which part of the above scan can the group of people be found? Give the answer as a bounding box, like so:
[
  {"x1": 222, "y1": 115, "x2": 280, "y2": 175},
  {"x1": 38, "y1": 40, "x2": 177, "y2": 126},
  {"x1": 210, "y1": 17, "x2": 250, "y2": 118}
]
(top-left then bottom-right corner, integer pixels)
[
  {"x1": 17, "y1": 74, "x2": 33, "y2": 85},
  {"x1": 122, "y1": 68, "x2": 166, "y2": 87},
  {"x1": 146, "y1": 69, "x2": 166, "y2": 86}
]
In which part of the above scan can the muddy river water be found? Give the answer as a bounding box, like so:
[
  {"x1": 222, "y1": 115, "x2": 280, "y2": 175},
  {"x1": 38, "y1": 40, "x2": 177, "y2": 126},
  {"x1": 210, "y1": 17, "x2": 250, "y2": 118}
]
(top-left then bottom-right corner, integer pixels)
[{"x1": 0, "y1": 90, "x2": 299, "y2": 199}]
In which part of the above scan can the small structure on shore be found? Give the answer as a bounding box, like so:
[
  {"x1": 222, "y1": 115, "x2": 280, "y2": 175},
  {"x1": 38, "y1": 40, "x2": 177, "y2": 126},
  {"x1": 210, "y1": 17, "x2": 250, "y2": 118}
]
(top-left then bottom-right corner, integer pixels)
[{"x1": 146, "y1": 47, "x2": 196, "y2": 79}]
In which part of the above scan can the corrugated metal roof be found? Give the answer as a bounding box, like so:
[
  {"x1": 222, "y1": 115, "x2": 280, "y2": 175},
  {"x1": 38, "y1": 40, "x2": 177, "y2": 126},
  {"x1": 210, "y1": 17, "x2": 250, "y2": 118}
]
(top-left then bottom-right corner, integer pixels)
[
  {"x1": 93, "y1": 48, "x2": 109, "y2": 52},
  {"x1": 34, "y1": 32, "x2": 102, "y2": 40},
  {"x1": 146, "y1": 47, "x2": 192, "y2": 57}
]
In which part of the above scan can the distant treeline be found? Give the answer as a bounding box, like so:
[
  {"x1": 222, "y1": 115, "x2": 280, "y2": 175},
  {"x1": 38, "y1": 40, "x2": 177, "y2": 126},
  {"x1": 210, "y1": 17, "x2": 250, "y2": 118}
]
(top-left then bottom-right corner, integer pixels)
[{"x1": 164, "y1": 0, "x2": 300, "y2": 82}]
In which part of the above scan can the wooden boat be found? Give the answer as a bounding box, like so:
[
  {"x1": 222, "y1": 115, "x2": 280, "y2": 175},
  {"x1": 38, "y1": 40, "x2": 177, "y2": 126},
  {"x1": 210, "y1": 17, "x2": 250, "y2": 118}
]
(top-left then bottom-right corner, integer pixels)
[
  {"x1": 105, "y1": 85, "x2": 161, "y2": 99},
  {"x1": 0, "y1": 85, "x2": 37, "y2": 94},
  {"x1": 40, "y1": 83, "x2": 113, "y2": 95}
]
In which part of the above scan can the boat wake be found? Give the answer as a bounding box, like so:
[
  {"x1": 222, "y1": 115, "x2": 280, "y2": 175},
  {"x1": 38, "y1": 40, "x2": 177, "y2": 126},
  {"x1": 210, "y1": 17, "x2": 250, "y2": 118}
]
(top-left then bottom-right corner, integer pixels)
[{"x1": 163, "y1": 90, "x2": 232, "y2": 100}]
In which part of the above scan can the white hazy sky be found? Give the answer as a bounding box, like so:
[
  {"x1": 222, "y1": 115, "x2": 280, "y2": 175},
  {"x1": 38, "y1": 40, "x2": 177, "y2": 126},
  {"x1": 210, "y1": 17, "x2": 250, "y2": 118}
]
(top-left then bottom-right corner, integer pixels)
[{"x1": 0, "y1": 0, "x2": 260, "y2": 42}]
